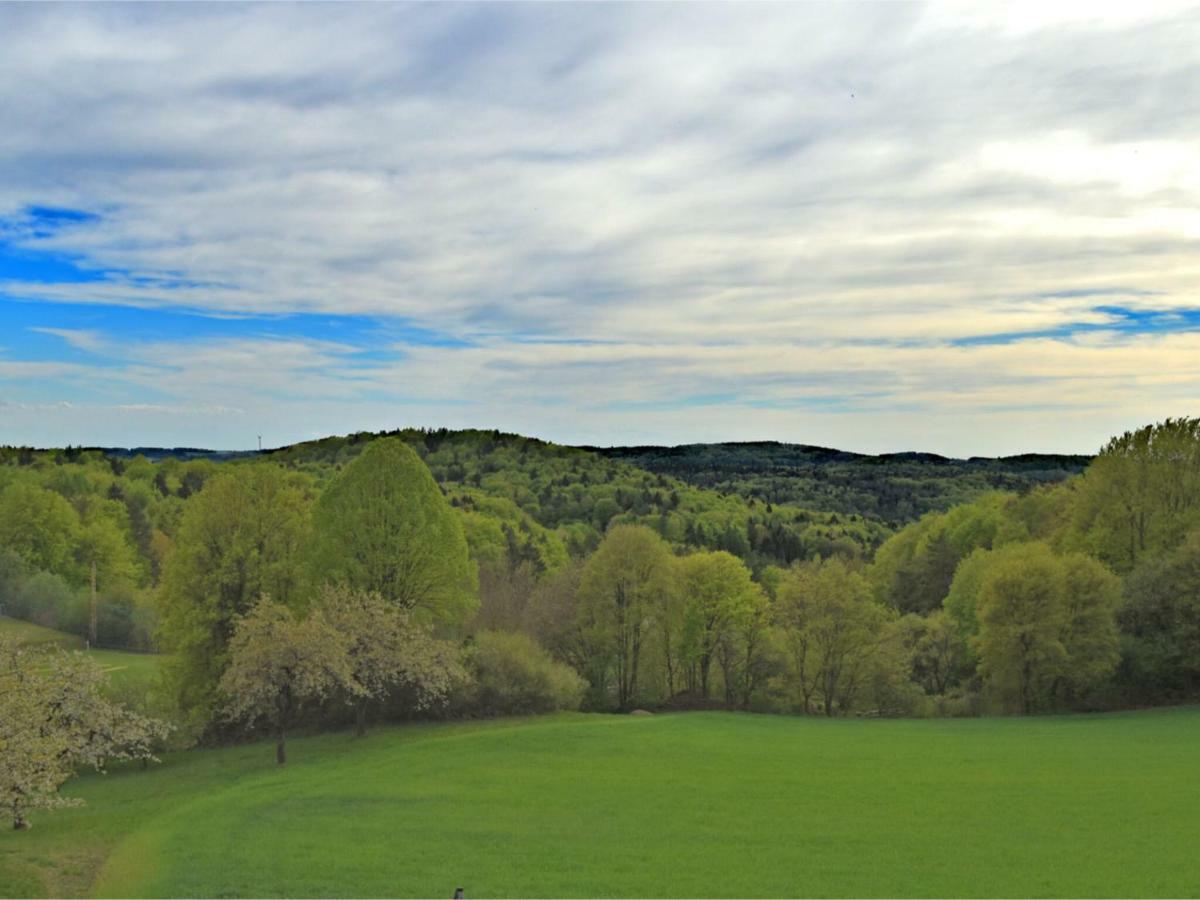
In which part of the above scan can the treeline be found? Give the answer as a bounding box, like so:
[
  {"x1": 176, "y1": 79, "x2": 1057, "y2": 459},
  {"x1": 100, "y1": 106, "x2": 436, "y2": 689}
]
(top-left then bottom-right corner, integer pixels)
[
  {"x1": 472, "y1": 420, "x2": 1200, "y2": 716},
  {"x1": 0, "y1": 430, "x2": 887, "y2": 657},
  {"x1": 3, "y1": 419, "x2": 1198, "y2": 739},
  {"x1": 595, "y1": 441, "x2": 1089, "y2": 526}
]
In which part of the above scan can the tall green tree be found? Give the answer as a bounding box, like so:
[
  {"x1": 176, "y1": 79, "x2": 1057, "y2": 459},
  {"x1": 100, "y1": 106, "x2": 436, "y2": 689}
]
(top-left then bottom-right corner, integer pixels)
[
  {"x1": 974, "y1": 542, "x2": 1120, "y2": 713},
  {"x1": 158, "y1": 465, "x2": 312, "y2": 719},
  {"x1": 894, "y1": 611, "x2": 967, "y2": 696},
  {"x1": 577, "y1": 525, "x2": 674, "y2": 709},
  {"x1": 0, "y1": 483, "x2": 81, "y2": 580},
  {"x1": 311, "y1": 439, "x2": 476, "y2": 626},
  {"x1": 76, "y1": 499, "x2": 138, "y2": 645},
  {"x1": 775, "y1": 557, "x2": 892, "y2": 716},
  {"x1": 677, "y1": 550, "x2": 764, "y2": 702},
  {"x1": 1070, "y1": 418, "x2": 1200, "y2": 572}
]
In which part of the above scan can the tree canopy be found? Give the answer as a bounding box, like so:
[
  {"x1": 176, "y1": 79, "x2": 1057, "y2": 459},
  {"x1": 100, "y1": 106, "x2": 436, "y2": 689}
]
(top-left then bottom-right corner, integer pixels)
[{"x1": 311, "y1": 438, "x2": 476, "y2": 626}]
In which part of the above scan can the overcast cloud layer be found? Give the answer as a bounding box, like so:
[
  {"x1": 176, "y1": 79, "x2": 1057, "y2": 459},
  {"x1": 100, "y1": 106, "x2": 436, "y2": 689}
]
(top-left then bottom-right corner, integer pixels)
[{"x1": 1, "y1": 2, "x2": 1198, "y2": 454}]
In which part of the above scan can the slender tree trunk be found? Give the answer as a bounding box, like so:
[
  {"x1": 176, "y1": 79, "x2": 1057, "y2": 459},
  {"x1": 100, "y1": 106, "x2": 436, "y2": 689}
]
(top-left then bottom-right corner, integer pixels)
[
  {"x1": 88, "y1": 560, "x2": 98, "y2": 646},
  {"x1": 12, "y1": 801, "x2": 28, "y2": 830},
  {"x1": 276, "y1": 726, "x2": 287, "y2": 765},
  {"x1": 663, "y1": 625, "x2": 676, "y2": 697},
  {"x1": 629, "y1": 622, "x2": 641, "y2": 705},
  {"x1": 355, "y1": 699, "x2": 368, "y2": 737}
]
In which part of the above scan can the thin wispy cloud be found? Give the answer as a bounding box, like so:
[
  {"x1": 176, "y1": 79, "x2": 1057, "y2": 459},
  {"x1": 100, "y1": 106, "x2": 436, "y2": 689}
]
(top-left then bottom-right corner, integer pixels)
[{"x1": 1, "y1": 2, "x2": 1198, "y2": 453}]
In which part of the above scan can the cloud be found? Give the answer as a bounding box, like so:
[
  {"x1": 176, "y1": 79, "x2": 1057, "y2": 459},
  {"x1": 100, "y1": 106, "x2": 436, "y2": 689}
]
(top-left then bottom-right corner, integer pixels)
[
  {"x1": 1, "y1": 3, "x2": 1198, "y2": 452},
  {"x1": 29, "y1": 327, "x2": 110, "y2": 354}
]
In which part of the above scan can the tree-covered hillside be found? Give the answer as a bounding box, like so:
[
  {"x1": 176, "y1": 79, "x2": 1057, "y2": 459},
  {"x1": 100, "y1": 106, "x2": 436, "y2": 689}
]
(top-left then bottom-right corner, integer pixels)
[
  {"x1": 263, "y1": 428, "x2": 890, "y2": 568},
  {"x1": 592, "y1": 441, "x2": 1090, "y2": 525}
]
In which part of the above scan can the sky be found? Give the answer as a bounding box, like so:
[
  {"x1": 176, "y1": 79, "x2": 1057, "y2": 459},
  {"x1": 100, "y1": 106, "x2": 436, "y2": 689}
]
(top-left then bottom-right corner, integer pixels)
[{"x1": 1, "y1": 2, "x2": 1198, "y2": 456}]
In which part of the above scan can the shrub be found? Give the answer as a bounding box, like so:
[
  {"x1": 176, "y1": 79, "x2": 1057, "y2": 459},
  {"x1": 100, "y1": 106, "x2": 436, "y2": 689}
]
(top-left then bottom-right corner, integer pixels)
[
  {"x1": 0, "y1": 549, "x2": 31, "y2": 617},
  {"x1": 466, "y1": 630, "x2": 586, "y2": 716},
  {"x1": 17, "y1": 571, "x2": 84, "y2": 634}
]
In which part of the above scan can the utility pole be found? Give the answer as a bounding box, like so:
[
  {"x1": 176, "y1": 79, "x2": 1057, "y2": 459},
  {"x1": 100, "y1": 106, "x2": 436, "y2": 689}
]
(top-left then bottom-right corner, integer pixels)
[{"x1": 88, "y1": 559, "x2": 98, "y2": 646}]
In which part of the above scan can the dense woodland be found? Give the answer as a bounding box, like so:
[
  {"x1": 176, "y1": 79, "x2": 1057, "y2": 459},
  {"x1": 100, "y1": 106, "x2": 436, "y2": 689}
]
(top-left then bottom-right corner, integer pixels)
[
  {"x1": 593, "y1": 442, "x2": 1090, "y2": 525},
  {"x1": 3, "y1": 418, "x2": 1200, "y2": 810}
]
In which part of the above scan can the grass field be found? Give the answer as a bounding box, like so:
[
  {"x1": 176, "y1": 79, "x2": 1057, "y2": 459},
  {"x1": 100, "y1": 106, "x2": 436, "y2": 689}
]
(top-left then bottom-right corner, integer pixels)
[
  {"x1": 2, "y1": 709, "x2": 1199, "y2": 898},
  {"x1": 0, "y1": 616, "x2": 161, "y2": 695}
]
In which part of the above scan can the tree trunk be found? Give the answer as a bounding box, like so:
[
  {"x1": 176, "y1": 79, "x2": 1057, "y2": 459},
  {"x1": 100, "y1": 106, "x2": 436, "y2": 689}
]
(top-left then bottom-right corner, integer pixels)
[
  {"x1": 88, "y1": 560, "x2": 98, "y2": 646},
  {"x1": 12, "y1": 805, "x2": 28, "y2": 830},
  {"x1": 355, "y1": 699, "x2": 368, "y2": 737},
  {"x1": 629, "y1": 622, "x2": 641, "y2": 705},
  {"x1": 276, "y1": 730, "x2": 287, "y2": 765},
  {"x1": 663, "y1": 629, "x2": 676, "y2": 697}
]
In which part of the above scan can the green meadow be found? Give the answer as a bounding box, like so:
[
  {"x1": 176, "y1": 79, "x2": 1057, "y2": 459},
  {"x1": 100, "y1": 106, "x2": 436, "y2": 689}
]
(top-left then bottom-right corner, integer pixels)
[
  {"x1": 0, "y1": 617, "x2": 160, "y2": 695},
  {"x1": 3, "y1": 709, "x2": 1198, "y2": 898}
]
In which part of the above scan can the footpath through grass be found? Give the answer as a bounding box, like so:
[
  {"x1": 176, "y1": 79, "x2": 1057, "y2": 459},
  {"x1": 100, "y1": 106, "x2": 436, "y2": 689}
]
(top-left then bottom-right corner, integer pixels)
[{"x1": 3, "y1": 709, "x2": 1199, "y2": 898}]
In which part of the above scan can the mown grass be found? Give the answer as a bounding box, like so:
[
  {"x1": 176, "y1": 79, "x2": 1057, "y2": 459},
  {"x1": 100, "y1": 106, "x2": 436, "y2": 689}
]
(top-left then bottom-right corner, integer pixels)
[{"x1": 3, "y1": 709, "x2": 1200, "y2": 898}]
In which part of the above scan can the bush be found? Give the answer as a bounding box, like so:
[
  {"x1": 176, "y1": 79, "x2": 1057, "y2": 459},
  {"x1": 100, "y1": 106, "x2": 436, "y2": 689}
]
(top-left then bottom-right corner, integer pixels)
[
  {"x1": 95, "y1": 583, "x2": 159, "y2": 650},
  {"x1": 0, "y1": 549, "x2": 30, "y2": 617},
  {"x1": 17, "y1": 571, "x2": 84, "y2": 634},
  {"x1": 466, "y1": 630, "x2": 586, "y2": 716}
]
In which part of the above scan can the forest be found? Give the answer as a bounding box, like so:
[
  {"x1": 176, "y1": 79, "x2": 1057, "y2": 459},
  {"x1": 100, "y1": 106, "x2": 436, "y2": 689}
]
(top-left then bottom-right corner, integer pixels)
[
  {"x1": 3, "y1": 418, "x2": 1200, "y2": 825},
  {"x1": 593, "y1": 441, "x2": 1090, "y2": 525}
]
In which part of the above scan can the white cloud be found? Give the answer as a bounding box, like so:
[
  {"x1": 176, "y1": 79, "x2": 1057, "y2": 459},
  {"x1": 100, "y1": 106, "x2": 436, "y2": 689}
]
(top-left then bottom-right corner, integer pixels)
[{"x1": 1, "y1": 3, "x2": 1199, "y2": 452}]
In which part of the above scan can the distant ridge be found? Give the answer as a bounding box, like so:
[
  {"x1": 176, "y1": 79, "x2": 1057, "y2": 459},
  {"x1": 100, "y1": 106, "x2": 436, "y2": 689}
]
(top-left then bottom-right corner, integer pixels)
[
  {"x1": 5, "y1": 429, "x2": 1092, "y2": 526},
  {"x1": 65, "y1": 436, "x2": 1092, "y2": 470},
  {"x1": 585, "y1": 440, "x2": 1091, "y2": 470}
]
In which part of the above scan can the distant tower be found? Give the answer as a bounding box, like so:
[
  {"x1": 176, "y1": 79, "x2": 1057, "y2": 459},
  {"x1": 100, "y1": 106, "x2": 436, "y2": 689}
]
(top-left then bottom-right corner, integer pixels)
[{"x1": 258, "y1": 435, "x2": 262, "y2": 452}]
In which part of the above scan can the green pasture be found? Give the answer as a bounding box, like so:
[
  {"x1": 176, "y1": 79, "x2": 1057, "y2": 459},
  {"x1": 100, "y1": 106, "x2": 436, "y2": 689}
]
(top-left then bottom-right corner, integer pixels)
[
  {"x1": 3, "y1": 709, "x2": 1199, "y2": 898},
  {"x1": 0, "y1": 616, "x2": 162, "y2": 695}
]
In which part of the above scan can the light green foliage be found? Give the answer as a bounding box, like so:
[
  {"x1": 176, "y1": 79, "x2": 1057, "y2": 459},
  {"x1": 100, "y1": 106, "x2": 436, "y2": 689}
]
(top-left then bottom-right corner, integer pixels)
[
  {"x1": 676, "y1": 550, "x2": 766, "y2": 703},
  {"x1": 868, "y1": 493, "x2": 1019, "y2": 615},
  {"x1": 465, "y1": 630, "x2": 586, "y2": 716},
  {"x1": 0, "y1": 483, "x2": 81, "y2": 581},
  {"x1": 77, "y1": 500, "x2": 140, "y2": 643},
  {"x1": 943, "y1": 546, "x2": 993, "y2": 641},
  {"x1": 775, "y1": 557, "x2": 895, "y2": 715},
  {"x1": 1069, "y1": 418, "x2": 1200, "y2": 572},
  {"x1": 76, "y1": 500, "x2": 138, "y2": 587},
  {"x1": 218, "y1": 599, "x2": 357, "y2": 764},
  {"x1": 0, "y1": 635, "x2": 169, "y2": 829},
  {"x1": 577, "y1": 525, "x2": 674, "y2": 708},
  {"x1": 974, "y1": 542, "x2": 1120, "y2": 712},
  {"x1": 158, "y1": 465, "x2": 312, "y2": 719},
  {"x1": 317, "y1": 585, "x2": 462, "y2": 735},
  {"x1": 311, "y1": 439, "x2": 476, "y2": 626}
]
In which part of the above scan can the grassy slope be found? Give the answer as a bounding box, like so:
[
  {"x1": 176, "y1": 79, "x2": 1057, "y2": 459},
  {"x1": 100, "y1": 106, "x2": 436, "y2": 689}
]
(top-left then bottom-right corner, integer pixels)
[
  {"x1": 0, "y1": 616, "x2": 161, "y2": 695},
  {"x1": 3, "y1": 710, "x2": 1199, "y2": 898}
]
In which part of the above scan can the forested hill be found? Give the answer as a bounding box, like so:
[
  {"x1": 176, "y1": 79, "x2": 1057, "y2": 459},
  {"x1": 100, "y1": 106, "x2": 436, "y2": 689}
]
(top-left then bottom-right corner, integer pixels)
[
  {"x1": 53, "y1": 429, "x2": 1088, "y2": 532},
  {"x1": 261, "y1": 428, "x2": 890, "y2": 566},
  {"x1": 588, "y1": 441, "x2": 1090, "y2": 525}
]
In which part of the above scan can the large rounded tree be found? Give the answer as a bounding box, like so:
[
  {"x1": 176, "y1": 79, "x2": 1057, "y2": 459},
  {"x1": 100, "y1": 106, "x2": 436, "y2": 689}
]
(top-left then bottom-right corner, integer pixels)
[{"x1": 311, "y1": 438, "x2": 477, "y2": 627}]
